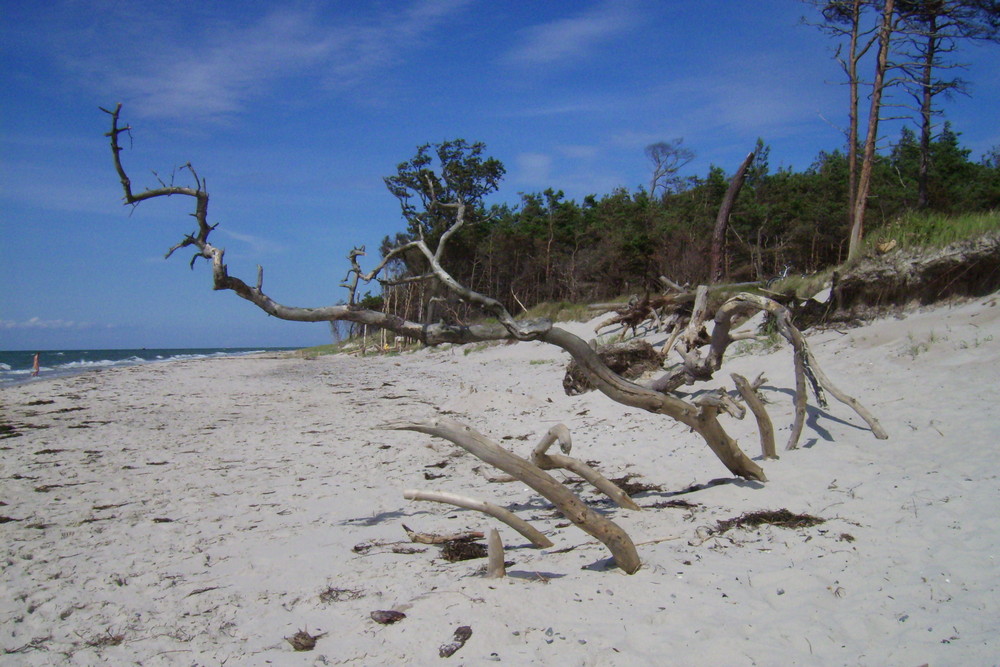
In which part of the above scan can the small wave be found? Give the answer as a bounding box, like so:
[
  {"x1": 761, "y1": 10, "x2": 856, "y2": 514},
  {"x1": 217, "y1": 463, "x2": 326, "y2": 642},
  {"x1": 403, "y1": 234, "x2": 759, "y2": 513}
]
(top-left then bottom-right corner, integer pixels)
[
  {"x1": 58, "y1": 356, "x2": 146, "y2": 371},
  {"x1": 1, "y1": 348, "x2": 286, "y2": 387}
]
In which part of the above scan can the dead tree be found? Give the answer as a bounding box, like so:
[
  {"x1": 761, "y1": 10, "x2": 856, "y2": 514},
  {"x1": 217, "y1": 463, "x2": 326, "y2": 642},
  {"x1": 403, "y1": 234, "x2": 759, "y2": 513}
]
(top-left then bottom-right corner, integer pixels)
[
  {"x1": 103, "y1": 104, "x2": 888, "y2": 572},
  {"x1": 710, "y1": 150, "x2": 756, "y2": 284}
]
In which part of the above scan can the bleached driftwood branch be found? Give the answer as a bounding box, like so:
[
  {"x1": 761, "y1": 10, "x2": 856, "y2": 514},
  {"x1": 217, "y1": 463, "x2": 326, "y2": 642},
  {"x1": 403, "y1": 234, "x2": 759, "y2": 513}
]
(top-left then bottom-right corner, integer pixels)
[
  {"x1": 105, "y1": 103, "x2": 767, "y2": 482},
  {"x1": 732, "y1": 373, "x2": 777, "y2": 459},
  {"x1": 104, "y1": 103, "x2": 890, "y2": 512},
  {"x1": 388, "y1": 418, "x2": 641, "y2": 574},
  {"x1": 402, "y1": 525, "x2": 483, "y2": 544},
  {"x1": 486, "y1": 529, "x2": 506, "y2": 578},
  {"x1": 403, "y1": 489, "x2": 552, "y2": 548},
  {"x1": 530, "y1": 424, "x2": 641, "y2": 511},
  {"x1": 649, "y1": 291, "x2": 887, "y2": 449}
]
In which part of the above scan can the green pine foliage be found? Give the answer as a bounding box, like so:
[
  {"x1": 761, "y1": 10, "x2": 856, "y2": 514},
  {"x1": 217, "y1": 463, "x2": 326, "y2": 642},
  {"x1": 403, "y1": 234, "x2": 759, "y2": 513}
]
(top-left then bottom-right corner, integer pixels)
[{"x1": 380, "y1": 128, "x2": 999, "y2": 317}]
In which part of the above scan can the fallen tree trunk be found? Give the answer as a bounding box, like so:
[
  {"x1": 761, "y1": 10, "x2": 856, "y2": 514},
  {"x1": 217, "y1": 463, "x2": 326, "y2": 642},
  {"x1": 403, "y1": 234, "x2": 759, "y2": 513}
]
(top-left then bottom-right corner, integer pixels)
[
  {"x1": 542, "y1": 327, "x2": 766, "y2": 482},
  {"x1": 102, "y1": 104, "x2": 894, "y2": 563},
  {"x1": 563, "y1": 339, "x2": 662, "y2": 396}
]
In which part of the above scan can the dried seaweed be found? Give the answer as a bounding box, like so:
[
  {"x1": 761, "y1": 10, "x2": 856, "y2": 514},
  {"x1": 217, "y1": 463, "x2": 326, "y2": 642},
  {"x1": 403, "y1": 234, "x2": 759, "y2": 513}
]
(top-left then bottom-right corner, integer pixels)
[
  {"x1": 644, "y1": 499, "x2": 699, "y2": 510},
  {"x1": 608, "y1": 474, "x2": 662, "y2": 496},
  {"x1": 319, "y1": 587, "x2": 364, "y2": 603},
  {"x1": 441, "y1": 540, "x2": 488, "y2": 562},
  {"x1": 716, "y1": 509, "x2": 825, "y2": 534}
]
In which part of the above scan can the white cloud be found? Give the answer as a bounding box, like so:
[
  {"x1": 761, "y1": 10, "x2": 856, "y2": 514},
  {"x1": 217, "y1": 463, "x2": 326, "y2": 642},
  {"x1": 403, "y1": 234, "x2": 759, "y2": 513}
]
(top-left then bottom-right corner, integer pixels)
[
  {"x1": 502, "y1": 3, "x2": 638, "y2": 68},
  {"x1": 218, "y1": 228, "x2": 286, "y2": 256},
  {"x1": 557, "y1": 144, "x2": 600, "y2": 160},
  {"x1": 514, "y1": 152, "x2": 553, "y2": 187},
  {"x1": 1, "y1": 317, "x2": 93, "y2": 330},
  {"x1": 497, "y1": 98, "x2": 614, "y2": 118},
  {"x1": 69, "y1": 1, "x2": 473, "y2": 123}
]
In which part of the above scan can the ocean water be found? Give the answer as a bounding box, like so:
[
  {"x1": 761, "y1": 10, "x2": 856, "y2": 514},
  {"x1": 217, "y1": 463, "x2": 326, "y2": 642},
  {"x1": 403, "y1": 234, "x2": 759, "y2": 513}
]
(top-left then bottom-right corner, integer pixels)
[{"x1": 0, "y1": 348, "x2": 297, "y2": 387}]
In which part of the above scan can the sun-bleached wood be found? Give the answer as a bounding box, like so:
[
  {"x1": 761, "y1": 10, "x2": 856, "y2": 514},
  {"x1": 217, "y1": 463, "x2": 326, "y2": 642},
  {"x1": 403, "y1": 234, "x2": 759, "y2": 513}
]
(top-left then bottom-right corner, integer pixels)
[
  {"x1": 402, "y1": 489, "x2": 552, "y2": 549},
  {"x1": 402, "y1": 525, "x2": 484, "y2": 544},
  {"x1": 101, "y1": 103, "x2": 773, "y2": 483},
  {"x1": 104, "y1": 103, "x2": 889, "y2": 509},
  {"x1": 389, "y1": 418, "x2": 641, "y2": 574},
  {"x1": 531, "y1": 425, "x2": 641, "y2": 511},
  {"x1": 486, "y1": 529, "x2": 506, "y2": 579},
  {"x1": 732, "y1": 373, "x2": 777, "y2": 459}
]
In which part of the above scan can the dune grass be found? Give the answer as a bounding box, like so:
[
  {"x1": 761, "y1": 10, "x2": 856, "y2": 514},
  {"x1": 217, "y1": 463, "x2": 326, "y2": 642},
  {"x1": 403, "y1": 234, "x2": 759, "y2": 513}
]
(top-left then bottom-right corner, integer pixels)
[
  {"x1": 520, "y1": 300, "x2": 597, "y2": 322},
  {"x1": 765, "y1": 210, "x2": 1000, "y2": 297},
  {"x1": 865, "y1": 209, "x2": 1000, "y2": 252}
]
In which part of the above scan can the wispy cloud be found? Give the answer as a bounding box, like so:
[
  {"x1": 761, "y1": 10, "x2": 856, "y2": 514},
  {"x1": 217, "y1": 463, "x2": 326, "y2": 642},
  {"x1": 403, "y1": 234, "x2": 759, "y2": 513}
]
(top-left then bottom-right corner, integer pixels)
[
  {"x1": 513, "y1": 152, "x2": 554, "y2": 187},
  {"x1": 502, "y1": 3, "x2": 638, "y2": 68},
  {"x1": 67, "y1": 1, "x2": 472, "y2": 123},
  {"x1": 217, "y1": 228, "x2": 286, "y2": 256},
  {"x1": 497, "y1": 98, "x2": 615, "y2": 118},
  {"x1": 1, "y1": 317, "x2": 94, "y2": 330},
  {"x1": 596, "y1": 50, "x2": 842, "y2": 163}
]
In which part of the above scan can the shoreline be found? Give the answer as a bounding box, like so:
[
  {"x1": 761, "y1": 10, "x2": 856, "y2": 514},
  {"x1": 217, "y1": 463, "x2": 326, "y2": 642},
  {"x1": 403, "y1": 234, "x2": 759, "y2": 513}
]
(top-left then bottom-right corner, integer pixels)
[
  {"x1": 2, "y1": 298, "x2": 1000, "y2": 664},
  {"x1": 0, "y1": 347, "x2": 300, "y2": 389}
]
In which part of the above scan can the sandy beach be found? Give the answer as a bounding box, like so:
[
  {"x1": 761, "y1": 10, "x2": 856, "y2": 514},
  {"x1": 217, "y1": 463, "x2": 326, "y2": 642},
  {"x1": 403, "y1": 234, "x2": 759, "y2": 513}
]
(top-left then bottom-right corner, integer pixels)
[{"x1": 3, "y1": 295, "x2": 1000, "y2": 665}]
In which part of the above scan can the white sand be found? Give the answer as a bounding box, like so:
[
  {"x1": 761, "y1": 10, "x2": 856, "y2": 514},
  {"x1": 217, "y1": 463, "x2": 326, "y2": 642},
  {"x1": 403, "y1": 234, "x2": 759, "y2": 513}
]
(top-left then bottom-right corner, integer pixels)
[{"x1": 3, "y1": 294, "x2": 1000, "y2": 665}]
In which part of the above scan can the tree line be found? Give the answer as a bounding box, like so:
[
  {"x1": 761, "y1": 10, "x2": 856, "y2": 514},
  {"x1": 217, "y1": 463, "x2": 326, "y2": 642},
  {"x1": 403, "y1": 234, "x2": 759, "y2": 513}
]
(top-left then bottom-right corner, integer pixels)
[
  {"x1": 373, "y1": 126, "x2": 998, "y2": 321},
  {"x1": 366, "y1": 0, "x2": 1000, "y2": 322}
]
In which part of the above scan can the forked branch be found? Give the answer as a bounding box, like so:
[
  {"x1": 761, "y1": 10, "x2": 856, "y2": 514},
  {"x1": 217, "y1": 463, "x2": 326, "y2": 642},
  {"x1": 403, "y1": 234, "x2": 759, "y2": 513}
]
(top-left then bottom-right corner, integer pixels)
[{"x1": 386, "y1": 418, "x2": 641, "y2": 574}]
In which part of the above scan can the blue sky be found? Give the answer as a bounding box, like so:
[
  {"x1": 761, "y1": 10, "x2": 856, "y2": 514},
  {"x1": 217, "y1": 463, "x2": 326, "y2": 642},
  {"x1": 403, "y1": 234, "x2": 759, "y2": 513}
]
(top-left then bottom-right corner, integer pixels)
[{"x1": 2, "y1": 1, "x2": 998, "y2": 350}]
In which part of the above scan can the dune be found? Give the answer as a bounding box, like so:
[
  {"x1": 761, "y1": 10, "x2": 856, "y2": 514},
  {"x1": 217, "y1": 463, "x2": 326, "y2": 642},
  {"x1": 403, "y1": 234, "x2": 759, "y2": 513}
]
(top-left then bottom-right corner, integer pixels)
[{"x1": 2, "y1": 293, "x2": 999, "y2": 665}]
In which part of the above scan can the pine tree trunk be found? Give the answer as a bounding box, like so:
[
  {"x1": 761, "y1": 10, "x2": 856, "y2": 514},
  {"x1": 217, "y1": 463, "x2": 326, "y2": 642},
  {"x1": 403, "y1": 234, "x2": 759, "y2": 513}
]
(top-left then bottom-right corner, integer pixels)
[{"x1": 849, "y1": 0, "x2": 896, "y2": 261}]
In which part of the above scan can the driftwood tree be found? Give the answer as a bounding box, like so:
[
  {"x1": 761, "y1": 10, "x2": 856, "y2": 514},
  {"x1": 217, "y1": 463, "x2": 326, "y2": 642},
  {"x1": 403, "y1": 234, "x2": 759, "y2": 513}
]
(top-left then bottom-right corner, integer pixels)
[{"x1": 103, "y1": 104, "x2": 887, "y2": 574}]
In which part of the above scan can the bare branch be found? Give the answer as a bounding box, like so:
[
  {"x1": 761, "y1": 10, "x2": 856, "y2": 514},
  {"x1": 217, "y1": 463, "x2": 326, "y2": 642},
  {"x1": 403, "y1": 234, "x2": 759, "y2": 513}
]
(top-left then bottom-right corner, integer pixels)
[
  {"x1": 732, "y1": 373, "x2": 776, "y2": 460},
  {"x1": 486, "y1": 529, "x2": 506, "y2": 578},
  {"x1": 386, "y1": 418, "x2": 641, "y2": 573},
  {"x1": 402, "y1": 489, "x2": 552, "y2": 548},
  {"x1": 531, "y1": 425, "x2": 641, "y2": 511}
]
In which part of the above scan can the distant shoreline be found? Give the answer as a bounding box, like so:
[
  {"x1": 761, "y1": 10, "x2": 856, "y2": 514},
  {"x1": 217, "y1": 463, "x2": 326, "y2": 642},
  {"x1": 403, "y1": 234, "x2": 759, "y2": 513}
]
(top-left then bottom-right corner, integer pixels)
[{"x1": 0, "y1": 347, "x2": 300, "y2": 388}]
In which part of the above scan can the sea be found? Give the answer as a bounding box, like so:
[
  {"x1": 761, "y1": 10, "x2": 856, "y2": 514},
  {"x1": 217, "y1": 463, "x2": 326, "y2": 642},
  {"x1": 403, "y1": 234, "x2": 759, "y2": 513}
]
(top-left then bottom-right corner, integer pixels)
[{"x1": 0, "y1": 348, "x2": 298, "y2": 388}]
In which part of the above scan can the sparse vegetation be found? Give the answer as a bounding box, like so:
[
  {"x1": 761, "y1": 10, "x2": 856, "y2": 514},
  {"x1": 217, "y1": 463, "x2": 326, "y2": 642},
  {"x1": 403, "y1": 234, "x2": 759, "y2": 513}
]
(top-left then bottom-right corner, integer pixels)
[
  {"x1": 902, "y1": 331, "x2": 947, "y2": 359},
  {"x1": 956, "y1": 334, "x2": 994, "y2": 350},
  {"x1": 865, "y1": 210, "x2": 1000, "y2": 254},
  {"x1": 521, "y1": 301, "x2": 596, "y2": 322}
]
